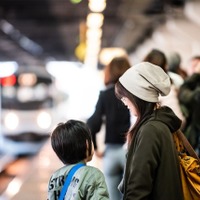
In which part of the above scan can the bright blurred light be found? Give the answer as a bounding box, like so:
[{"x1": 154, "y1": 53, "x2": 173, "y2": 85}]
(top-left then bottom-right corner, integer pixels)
[
  {"x1": 46, "y1": 61, "x2": 83, "y2": 93},
  {"x1": 99, "y1": 48, "x2": 128, "y2": 65},
  {"x1": 75, "y1": 42, "x2": 86, "y2": 61},
  {"x1": 0, "y1": 61, "x2": 18, "y2": 78},
  {"x1": 0, "y1": 75, "x2": 16, "y2": 86},
  {"x1": 46, "y1": 61, "x2": 103, "y2": 119},
  {"x1": 17, "y1": 87, "x2": 34, "y2": 102},
  {"x1": 86, "y1": 28, "x2": 102, "y2": 40},
  {"x1": 2, "y1": 86, "x2": 16, "y2": 98},
  {"x1": 89, "y1": 0, "x2": 106, "y2": 12},
  {"x1": 87, "y1": 13, "x2": 104, "y2": 28},
  {"x1": 70, "y1": 0, "x2": 82, "y2": 4},
  {"x1": 18, "y1": 73, "x2": 37, "y2": 86},
  {"x1": 65, "y1": 66, "x2": 103, "y2": 119},
  {"x1": 5, "y1": 112, "x2": 19, "y2": 130},
  {"x1": 46, "y1": 61, "x2": 82, "y2": 78},
  {"x1": 37, "y1": 111, "x2": 52, "y2": 129},
  {"x1": 6, "y1": 178, "x2": 22, "y2": 197},
  {"x1": 34, "y1": 83, "x2": 48, "y2": 100}
]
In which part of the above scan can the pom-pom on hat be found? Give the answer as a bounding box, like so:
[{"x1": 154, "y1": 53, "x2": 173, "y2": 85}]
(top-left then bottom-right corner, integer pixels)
[{"x1": 119, "y1": 62, "x2": 171, "y2": 102}]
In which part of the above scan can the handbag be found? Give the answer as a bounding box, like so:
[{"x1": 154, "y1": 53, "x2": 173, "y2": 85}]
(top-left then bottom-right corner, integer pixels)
[
  {"x1": 59, "y1": 163, "x2": 85, "y2": 200},
  {"x1": 173, "y1": 130, "x2": 200, "y2": 200}
]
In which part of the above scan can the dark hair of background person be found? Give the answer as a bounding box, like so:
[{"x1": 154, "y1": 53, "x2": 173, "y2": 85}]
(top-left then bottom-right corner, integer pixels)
[
  {"x1": 143, "y1": 49, "x2": 167, "y2": 72},
  {"x1": 115, "y1": 81, "x2": 156, "y2": 145},
  {"x1": 104, "y1": 56, "x2": 131, "y2": 86},
  {"x1": 51, "y1": 120, "x2": 93, "y2": 164},
  {"x1": 192, "y1": 55, "x2": 200, "y2": 60}
]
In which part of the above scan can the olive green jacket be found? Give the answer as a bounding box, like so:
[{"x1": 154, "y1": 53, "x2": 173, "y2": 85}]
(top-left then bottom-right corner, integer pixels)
[{"x1": 48, "y1": 163, "x2": 109, "y2": 200}]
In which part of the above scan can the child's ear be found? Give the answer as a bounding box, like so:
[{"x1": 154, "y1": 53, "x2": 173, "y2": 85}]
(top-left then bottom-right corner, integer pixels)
[
  {"x1": 85, "y1": 140, "x2": 90, "y2": 157},
  {"x1": 84, "y1": 140, "x2": 94, "y2": 163},
  {"x1": 86, "y1": 140, "x2": 89, "y2": 151}
]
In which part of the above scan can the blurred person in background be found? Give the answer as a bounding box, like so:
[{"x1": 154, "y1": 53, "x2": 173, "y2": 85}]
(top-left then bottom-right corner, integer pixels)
[
  {"x1": 144, "y1": 49, "x2": 184, "y2": 89},
  {"x1": 178, "y1": 55, "x2": 200, "y2": 156},
  {"x1": 167, "y1": 51, "x2": 187, "y2": 85},
  {"x1": 143, "y1": 49, "x2": 168, "y2": 72},
  {"x1": 186, "y1": 55, "x2": 200, "y2": 76},
  {"x1": 87, "y1": 56, "x2": 131, "y2": 200},
  {"x1": 143, "y1": 48, "x2": 186, "y2": 129}
]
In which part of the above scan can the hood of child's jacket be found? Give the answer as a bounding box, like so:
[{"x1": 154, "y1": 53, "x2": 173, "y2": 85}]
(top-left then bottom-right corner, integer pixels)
[{"x1": 150, "y1": 106, "x2": 182, "y2": 133}]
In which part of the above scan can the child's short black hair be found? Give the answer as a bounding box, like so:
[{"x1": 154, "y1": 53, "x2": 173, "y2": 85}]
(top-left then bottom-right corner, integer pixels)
[{"x1": 51, "y1": 119, "x2": 93, "y2": 164}]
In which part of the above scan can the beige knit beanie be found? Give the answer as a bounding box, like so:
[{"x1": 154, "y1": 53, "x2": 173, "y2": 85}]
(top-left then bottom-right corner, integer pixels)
[{"x1": 119, "y1": 62, "x2": 171, "y2": 102}]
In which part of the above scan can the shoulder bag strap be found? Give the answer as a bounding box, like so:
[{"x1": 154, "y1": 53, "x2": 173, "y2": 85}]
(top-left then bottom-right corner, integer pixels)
[
  {"x1": 59, "y1": 163, "x2": 85, "y2": 200},
  {"x1": 176, "y1": 129, "x2": 200, "y2": 162}
]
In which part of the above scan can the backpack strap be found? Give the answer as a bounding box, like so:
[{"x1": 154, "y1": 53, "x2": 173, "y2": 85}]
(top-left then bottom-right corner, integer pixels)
[
  {"x1": 176, "y1": 129, "x2": 200, "y2": 162},
  {"x1": 59, "y1": 163, "x2": 85, "y2": 200}
]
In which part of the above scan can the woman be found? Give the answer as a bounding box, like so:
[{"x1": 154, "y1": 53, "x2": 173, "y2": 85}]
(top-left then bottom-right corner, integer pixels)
[
  {"x1": 87, "y1": 56, "x2": 131, "y2": 200},
  {"x1": 115, "y1": 62, "x2": 184, "y2": 200}
]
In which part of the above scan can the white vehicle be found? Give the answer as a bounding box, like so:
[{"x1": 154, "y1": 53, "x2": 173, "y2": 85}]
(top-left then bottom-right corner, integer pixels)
[{"x1": 0, "y1": 66, "x2": 58, "y2": 155}]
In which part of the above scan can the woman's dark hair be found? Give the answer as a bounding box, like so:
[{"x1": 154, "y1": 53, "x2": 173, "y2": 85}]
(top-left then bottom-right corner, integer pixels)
[
  {"x1": 104, "y1": 56, "x2": 131, "y2": 86},
  {"x1": 115, "y1": 81, "x2": 156, "y2": 146},
  {"x1": 51, "y1": 120, "x2": 93, "y2": 164}
]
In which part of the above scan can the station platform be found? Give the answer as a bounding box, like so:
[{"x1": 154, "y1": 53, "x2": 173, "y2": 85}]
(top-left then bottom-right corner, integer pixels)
[
  {"x1": 2, "y1": 137, "x2": 103, "y2": 200},
  {"x1": 4, "y1": 131, "x2": 104, "y2": 200}
]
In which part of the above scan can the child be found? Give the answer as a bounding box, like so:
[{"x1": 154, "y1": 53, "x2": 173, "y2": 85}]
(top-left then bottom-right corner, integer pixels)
[{"x1": 47, "y1": 119, "x2": 109, "y2": 200}]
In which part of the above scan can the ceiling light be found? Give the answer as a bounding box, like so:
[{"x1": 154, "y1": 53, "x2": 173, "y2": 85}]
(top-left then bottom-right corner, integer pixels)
[
  {"x1": 89, "y1": 0, "x2": 106, "y2": 12},
  {"x1": 70, "y1": 0, "x2": 82, "y2": 4},
  {"x1": 0, "y1": 62, "x2": 18, "y2": 78},
  {"x1": 99, "y1": 48, "x2": 128, "y2": 65},
  {"x1": 86, "y1": 13, "x2": 104, "y2": 28}
]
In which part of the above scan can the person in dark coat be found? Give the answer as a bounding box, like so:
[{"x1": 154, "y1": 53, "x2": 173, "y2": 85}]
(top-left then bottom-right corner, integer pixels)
[
  {"x1": 178, "y1": 60, "x2": 200, "y2": 155},
  {"x1": 87, "y1": 56, "x2": 131, "y2": 200},
  {"x1": 115, "y1": 62, "x2": 184, "y2": 200}
]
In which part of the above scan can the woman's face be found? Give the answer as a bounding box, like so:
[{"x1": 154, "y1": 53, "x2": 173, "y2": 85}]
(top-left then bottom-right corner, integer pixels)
[{"x1": 121, "y1": 97, "x2": 138, "y2": 116}]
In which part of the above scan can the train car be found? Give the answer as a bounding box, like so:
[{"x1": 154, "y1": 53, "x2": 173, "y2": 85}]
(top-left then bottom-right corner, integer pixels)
[{"x1": 0, "y1": 65, "x2": 58, "y2": 155}]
